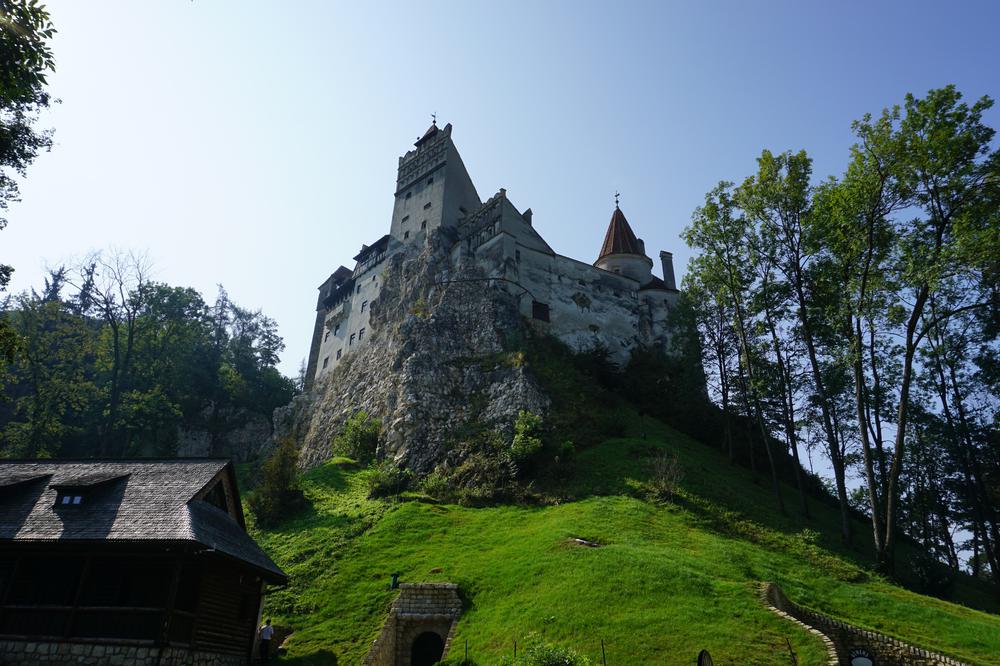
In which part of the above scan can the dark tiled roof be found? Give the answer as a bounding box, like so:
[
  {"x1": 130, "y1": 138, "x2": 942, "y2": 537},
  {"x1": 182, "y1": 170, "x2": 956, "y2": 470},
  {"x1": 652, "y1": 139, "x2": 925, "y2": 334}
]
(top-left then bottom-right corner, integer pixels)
[
  {"x1": 640, "y1": 275, "x2": 671, "y2": 291},
  {"x1": 0, "y1": 460, "x2": 286, "y2": 583},
  {"x1": 415, "y1": 121, "x2": 439, "y2": 147},
  {"x1": 597, "y1": 206, "x2": 643, "y2": 260}
]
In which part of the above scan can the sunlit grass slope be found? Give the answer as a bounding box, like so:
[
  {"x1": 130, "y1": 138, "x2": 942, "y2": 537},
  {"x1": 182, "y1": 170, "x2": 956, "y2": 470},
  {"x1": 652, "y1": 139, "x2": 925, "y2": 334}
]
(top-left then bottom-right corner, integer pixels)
[{"x1": 248, "y1": 417, "x2": 1000, "y2": 666}]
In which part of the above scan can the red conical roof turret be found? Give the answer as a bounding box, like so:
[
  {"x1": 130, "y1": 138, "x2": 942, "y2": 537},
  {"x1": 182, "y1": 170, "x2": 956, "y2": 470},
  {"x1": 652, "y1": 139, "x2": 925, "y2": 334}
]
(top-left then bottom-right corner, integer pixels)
[{"x1": 597, "y1": 204, "x2": 643, "y2": 261}]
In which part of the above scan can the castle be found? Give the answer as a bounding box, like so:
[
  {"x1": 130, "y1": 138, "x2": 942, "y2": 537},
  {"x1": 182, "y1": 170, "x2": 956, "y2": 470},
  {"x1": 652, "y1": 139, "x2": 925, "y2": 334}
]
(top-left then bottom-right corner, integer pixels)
[{"x1": 306, "y1": 121, "x2": 680, "y2": 386}]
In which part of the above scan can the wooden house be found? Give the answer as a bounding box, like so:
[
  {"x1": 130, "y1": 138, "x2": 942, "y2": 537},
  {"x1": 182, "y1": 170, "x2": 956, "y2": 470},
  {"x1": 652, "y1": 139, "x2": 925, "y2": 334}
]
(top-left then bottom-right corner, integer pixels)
[{"x1": 0, "y1": 459, "x2": 287, "y2": 665}]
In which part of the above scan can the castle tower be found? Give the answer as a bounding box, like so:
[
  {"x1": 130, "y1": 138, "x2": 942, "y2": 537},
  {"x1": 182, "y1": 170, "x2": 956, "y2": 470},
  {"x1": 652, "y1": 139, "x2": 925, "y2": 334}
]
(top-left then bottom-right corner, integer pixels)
[
  {"x1": 389, "y1": 121, "x2": 482, "y2": 244},
  {"x1": 594, "y1": 203, "x2": 654, "y2": 284}
]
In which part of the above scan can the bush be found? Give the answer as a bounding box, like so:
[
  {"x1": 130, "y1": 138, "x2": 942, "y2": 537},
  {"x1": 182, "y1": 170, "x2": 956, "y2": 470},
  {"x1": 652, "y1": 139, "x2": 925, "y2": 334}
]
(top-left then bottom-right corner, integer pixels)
[
  {"x1": 649, "y1": 451, "x2": 683, "y2": 502},
  {"x1": 331, "y1": 410, "x2": 381, "y2": 462},
  {"x1": 511, "y1": 410, "x2": 544, "y2": 465},
  {"x1": 499, "y1": 638, "x2": 592, "y2": 666},
  {"x1": 362, "y1": 460, "x2": 412, "y2": 499},
  {"x1": 419, "y1": 471, "x2": 450, "y2": 499},
  {"x1": 248, "y1": 436, "x2": 306, "y2": 527}
]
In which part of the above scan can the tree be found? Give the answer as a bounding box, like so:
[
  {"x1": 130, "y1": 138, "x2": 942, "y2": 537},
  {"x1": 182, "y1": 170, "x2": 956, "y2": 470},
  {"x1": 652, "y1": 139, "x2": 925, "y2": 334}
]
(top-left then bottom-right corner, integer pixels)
[
  {"x1": 684, "y1": 183, "x2": 786, "y2": 515},
  {"x1": 0, "y1": 0, "x2": 56, "y2": 361}
]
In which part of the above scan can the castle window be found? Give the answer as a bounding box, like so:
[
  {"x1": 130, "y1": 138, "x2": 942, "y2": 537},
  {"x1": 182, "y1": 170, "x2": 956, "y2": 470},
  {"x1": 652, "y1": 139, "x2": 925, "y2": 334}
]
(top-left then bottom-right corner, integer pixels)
[
  {"x1": 532, "y1": 301, "x2": 550, "y2": 322},
  {"x1": 324, "y1": 331, "x2": 330, "y2": 342},
  {"x1": 350, "y1": 333, "x2": 356, "y2": 346},
  {"x1": 361, "y1": 300, "x2": 368, "y2": 312},
  {"x1": 515, "y1": 250, "x2": 521, "y2": 262},
  {"x1": 334, "y1": 323, "x2": 340, "y2": 335},
  {"x1": 359, "y1": 327, "x2": 366, "y2": 341},
  {"x1": 336, "y1": 349, "x2": 342, "y2": 360},
  {"x1": 427, "y1": 177, "x2": 434, "y2": 185},
  {"x1": 405, "y1": 191, "x2": 412, "y2": 199},
  {"x1": 404, "y1": 231, "x2": 410, "y2": 239},
  {"x1": 322, "y1": 357, "x2": 329, "y2": 369},
  {"x1": 372, "y1": 275, "x2": 376, "y2": 282},
  {"x1": 401, "y1": 215, "x2": 409, "y2": 223},
  {"x1": 459, "y1": 206, "x2": 467, "y2": 214},
  {"x1": 424, "y1": 202, "x2": 432, "y2": 210},
  {"x1": 357, "y1": 284, "x2": 362, "y2": 294}
]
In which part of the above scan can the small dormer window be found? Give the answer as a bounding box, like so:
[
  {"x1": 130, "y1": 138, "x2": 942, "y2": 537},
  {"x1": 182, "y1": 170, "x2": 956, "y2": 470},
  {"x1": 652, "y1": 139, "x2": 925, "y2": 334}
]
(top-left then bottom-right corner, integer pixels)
[{"x1": 57, "y1": 492, "x2": 84, "y2": 506}]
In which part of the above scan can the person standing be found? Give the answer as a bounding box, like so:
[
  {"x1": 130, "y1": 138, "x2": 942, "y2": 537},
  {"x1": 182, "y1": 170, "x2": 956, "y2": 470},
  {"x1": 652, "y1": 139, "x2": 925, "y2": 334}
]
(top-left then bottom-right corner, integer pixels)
[{"x1": 258, "y1": 618, "x2": 275, "y2": 662}]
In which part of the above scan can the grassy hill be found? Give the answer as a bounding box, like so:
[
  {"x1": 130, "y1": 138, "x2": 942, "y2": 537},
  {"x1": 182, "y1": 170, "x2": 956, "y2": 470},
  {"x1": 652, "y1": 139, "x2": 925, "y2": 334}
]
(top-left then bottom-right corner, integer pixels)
[{"x1": 245, "y1": 410, "x2": 1000, "y2": 665}]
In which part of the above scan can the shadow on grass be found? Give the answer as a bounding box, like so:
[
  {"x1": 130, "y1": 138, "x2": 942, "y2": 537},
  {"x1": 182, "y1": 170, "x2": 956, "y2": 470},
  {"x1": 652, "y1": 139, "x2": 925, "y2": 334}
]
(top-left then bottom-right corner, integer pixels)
[{"x1": 275, "y1": 648, "x2": 338, "y2": 665}]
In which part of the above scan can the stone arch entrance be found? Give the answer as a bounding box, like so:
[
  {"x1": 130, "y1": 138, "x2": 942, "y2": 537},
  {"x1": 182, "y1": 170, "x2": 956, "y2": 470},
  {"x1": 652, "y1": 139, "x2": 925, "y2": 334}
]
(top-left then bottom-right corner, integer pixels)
[{"x1": 410, "y1": 631, "x2": 445, "y2": 666}]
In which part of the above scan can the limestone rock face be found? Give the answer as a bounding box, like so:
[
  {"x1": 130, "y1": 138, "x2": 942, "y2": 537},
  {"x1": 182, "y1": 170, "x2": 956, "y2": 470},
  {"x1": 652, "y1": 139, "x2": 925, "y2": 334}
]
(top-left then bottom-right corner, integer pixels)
[{"x1": 281, "y1": 232, "x2": 550, "y2": 473}]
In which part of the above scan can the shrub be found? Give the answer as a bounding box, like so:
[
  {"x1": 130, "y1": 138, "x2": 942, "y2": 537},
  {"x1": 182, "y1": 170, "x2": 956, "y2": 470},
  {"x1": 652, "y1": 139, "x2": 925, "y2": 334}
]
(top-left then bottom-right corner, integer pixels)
[
  {"x1": 511, "y1": 410, "x2": 544, "y2": 465},
  {"x1": 362, "y1": 460, "x2": 412, "y2": 499},
  {"x1": 419, "y1": 471, "x2": 450, "y2": 499},
  {"x1": 331, "y1": 410, "x2": 381, "y2": 462},
  {"x1": 499, "y1": 637, "x2": 591, "y2": 666},
  {"x1": 248, "y1": 436, "x2": 306, "y2": 527},
  {"x1": 649, "y1": 451, "x2": 683, "y2": 502}
]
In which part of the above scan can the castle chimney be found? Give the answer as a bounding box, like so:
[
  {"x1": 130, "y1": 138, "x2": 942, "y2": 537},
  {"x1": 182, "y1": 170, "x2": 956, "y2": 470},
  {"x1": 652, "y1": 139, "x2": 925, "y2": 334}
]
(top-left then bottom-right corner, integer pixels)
[
  {"x1": 659, "y1": 250, "x2": 676, "y2": 290},
  {"x1": 637, "y1": 238, "x2": 646, "y2": 255},
  {"x1": 522, "y1": 208, "x2": 533, "y2": 225}
]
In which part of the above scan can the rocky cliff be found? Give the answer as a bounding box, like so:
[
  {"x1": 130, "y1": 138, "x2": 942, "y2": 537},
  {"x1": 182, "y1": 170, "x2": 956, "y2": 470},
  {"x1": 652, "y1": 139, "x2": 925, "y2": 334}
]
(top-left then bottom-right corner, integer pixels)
[{"x1": 276, "y1": 232, "x2": 549, "y2": 473}]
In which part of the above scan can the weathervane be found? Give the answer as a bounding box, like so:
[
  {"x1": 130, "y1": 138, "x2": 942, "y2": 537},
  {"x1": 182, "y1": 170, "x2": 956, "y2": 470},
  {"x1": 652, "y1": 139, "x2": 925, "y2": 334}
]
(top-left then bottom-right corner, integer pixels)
[
  {"x1": 614, "y1": 191, "x2": 620, "y2": 208},
  {"x1": 431, "y1": 112, "x2": 437, "y2": 125}
]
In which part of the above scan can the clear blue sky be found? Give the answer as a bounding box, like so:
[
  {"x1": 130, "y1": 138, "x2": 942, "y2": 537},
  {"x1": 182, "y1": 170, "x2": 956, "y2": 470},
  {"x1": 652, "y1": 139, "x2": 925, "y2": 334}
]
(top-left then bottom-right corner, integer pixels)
[{"x1": 6, "y1": 0, "x2": 999, "y2": 376}]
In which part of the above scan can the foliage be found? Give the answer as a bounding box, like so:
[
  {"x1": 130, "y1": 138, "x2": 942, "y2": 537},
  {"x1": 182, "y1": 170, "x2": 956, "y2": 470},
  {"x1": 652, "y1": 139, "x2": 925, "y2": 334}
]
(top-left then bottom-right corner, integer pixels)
[
  {"x1": 0, "y1": 0, "x2": 57, "y2": 361},
  {"x1": 498, "y1": 636, "x2": 591, "y2": 666},
  {"x1": 510, "y1": 410, "x2": 543, "y2": 465},
  {"x1": 681, "y1": 85, "x2": 1000, "y2": 576},
  {"x1": 331, "y1": 410, "x2": 381, "y2": 463},
  {"x1": 248, "y1": 436, "x2": 305, "y2": 528},
  {"x1": 1, "y1": 263, "x2": 296, "y2": 458},
  {"x1": 648, "y1": 451, "x2": 682, "y2": 502},
  {"x1": 361, "y1": 460, "x2": 411, "y2": 499}
]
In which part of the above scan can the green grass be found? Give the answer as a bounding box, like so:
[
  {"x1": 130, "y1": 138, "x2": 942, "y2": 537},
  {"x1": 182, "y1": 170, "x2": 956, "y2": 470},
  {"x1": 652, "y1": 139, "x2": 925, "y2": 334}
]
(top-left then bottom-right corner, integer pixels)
[{"x1": 248, "y1": 416, "x2": 1000, "y2": 666}]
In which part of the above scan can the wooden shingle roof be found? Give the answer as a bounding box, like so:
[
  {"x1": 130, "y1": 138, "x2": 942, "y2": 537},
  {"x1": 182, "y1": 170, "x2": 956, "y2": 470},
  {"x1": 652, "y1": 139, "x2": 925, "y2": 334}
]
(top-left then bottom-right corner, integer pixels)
[{"x1": 0, "y1": 459, "x2": 286, "y2": 583}]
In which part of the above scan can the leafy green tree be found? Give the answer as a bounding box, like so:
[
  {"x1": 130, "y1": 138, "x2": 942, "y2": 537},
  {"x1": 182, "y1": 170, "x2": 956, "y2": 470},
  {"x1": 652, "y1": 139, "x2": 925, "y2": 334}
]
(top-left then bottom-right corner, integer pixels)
[
  {"x1": 684, "y1": 183, "x2": 786, "y2": 514},
  {"x1": 0, "y1": 0, "x2": 57, "y2": 362}
]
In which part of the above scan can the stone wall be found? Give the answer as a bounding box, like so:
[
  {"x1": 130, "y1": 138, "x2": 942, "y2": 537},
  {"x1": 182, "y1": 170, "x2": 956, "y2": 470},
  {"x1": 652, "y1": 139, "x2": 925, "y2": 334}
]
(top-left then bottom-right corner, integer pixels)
[
  {"x1": 760, "y1": 582, "x2": 972, "y2": 666},
  {"x1": 363, "y1": 583, "x2": 463, "y2": 666},
  {"x1": 0, "y1": 640, "x2": 246, "y2": 666}
]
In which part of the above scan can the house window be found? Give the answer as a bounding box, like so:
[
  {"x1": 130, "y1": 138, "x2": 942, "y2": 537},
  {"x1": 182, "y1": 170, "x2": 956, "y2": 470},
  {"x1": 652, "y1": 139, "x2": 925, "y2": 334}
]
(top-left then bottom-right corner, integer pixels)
[
  {"x1": 532, "y1": 301, "x2": 550, "y2": 322},
  {"x1": 361, "y1": 300, "x2": 368, "y2": 312},
  {"x1": 350, "y1": 333, "x2": 356, "y2": 346},
  {"x1": 359, "y1": 327, "x2": 366, "y2": 341},
  {"x1": 336, "y1": 349, "x2": 342, "y2": 360},
  {"x1": 57, "y1": 493, "x2": 84, "y2": 506},
  {"x1": 404, "y1": 231, "x2": 410, "y2": 239},
  {"x1": 424, "y1": 202, "x2": 432, "y2": 210},
  {"x1": 322, "y1": 357, "x2": 329, "y2": 369},
  {"x1": 421, "y1": 220, "x2": 427, "y2": 230}
]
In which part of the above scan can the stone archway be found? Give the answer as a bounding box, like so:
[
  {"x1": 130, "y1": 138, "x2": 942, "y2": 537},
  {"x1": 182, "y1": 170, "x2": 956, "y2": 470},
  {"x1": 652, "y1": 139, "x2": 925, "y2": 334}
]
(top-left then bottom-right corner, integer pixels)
[{"x1": 410, "y1": 631, "x2": 445, "y2": 666}]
